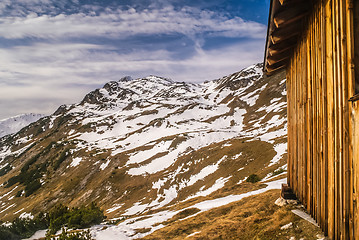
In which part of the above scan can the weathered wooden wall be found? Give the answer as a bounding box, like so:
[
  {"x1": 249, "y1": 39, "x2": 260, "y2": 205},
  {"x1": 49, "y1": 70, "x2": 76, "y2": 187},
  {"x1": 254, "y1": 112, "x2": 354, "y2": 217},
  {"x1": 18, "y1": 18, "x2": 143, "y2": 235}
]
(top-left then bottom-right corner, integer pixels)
[{"x1": 286, "y1": 0, "x2": 358, "y2": 239}]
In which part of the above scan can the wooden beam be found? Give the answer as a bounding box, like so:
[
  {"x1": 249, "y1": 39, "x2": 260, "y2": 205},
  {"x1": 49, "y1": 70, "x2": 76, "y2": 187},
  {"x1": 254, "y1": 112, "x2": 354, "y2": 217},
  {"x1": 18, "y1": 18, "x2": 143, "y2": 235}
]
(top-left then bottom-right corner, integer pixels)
[
  {"x1": 267, "y1": 36, "x2": 298, "y2": 56},
  {"x1": 269, "y1": 46, "x2": 294, "y2": 56},
  {"x1": 271, "y1": 33, "x2": 298, "y2": 45},
  {"x1": 265, "y1": 64, "x2": 286, "y2": 75},
  {"x1": 279, "y1": 0, "x2": 307, "y2": 6},
  {"x1": 268, "y1": 44, "x2": 295, "y2": 56},
  {"x1": 266, "y1": 51, "x2": 291, "y2": 65},
  {"x1": 274, "y1": 11, "x2": 308, "y2": 28},
  {"x1": 270, "y1": 22, "x2": 302, "y2": 44},
  {"x1": 274, "y1": 2, "x2": 309, "y2": 28},
  {"x1": 265, "y1": 67, "x2": 284, "y2": 75},
  {"x1": 278, "y1": 0, "x2": 302, "y2": 5},
  {"x1": 265, "y1": 59, "x2": 288, "y2": 74}
]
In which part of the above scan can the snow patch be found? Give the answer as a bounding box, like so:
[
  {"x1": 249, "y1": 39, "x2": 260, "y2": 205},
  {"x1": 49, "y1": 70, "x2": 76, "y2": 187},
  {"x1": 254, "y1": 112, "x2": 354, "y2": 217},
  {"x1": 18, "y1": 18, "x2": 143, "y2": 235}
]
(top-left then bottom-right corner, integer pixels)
[
  {"x1": 152, "y1": 178, "x2": 167, "y2": 190},
  {"x1": 100, "y1": 159, "x2": 111, "y2": 170},
  {"x1": 180, "y1": 156, "x2": 226, "y2": 189},
  {"x1": 19, "y1": 212, "x2": 34, "y2": 220},
  {"x1": 0, "y1": 203, "x2": 16, "y2": 214},
  {"x1": 187, "y1": 177, "x2": 230, "y2": 199},
  {"x1": 106, "y1": 204, "x2": 124, "y2": 214},
  {"x1": 192, "y1": 178, "x2": 286, "y2": 211},
  {"x1": 70, "y1": 157, "x2": 82, "y2": 167},
  {"x1": 268, "y1": 143, "x2": 287, "y2": 166},
  {"x1": 23, "y1": 230, "x2": 47, "y2": 240}
]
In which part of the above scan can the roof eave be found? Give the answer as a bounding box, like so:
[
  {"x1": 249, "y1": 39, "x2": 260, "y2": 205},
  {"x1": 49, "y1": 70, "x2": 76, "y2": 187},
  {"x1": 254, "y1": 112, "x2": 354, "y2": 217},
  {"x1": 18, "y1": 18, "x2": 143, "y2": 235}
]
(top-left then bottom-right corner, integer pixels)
[{"x1": 263, "y1": 0, "x2": 311, "y2": 76}]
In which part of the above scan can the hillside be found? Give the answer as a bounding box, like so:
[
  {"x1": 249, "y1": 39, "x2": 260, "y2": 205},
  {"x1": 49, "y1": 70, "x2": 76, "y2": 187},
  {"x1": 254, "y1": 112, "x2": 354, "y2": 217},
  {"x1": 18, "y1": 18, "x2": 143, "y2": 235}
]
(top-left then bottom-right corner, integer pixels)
[{"x1": 0, "y1": 64, "x2": 292, "y2": 239}]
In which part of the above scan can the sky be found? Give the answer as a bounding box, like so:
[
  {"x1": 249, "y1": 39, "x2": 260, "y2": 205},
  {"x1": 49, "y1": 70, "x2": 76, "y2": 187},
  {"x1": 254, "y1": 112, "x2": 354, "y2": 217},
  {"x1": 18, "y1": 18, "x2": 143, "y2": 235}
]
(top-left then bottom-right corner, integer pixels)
[{"x1": 0, "y1": 0, "x2": 270, "y2": 119}]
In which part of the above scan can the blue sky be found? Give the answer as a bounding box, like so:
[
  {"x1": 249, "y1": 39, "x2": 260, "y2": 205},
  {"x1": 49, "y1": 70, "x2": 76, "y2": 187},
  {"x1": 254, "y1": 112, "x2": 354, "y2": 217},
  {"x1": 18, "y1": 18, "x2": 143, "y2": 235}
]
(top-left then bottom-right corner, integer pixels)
[{"x1": 0, "y1": 0, "x2": 270, "y2": 119}]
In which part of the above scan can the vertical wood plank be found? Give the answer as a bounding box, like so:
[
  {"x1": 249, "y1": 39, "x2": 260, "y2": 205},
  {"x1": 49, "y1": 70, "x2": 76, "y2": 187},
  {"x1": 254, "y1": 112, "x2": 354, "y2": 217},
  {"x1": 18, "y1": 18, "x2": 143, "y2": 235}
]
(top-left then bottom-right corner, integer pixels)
[
  {"x1": 276, "y1": 0, "x2": 357, "y2": 238},
  {"x1": 325, "y1": 0, "x2": 335, "y2": 238},
  {"x1": 344, "y1": 0, "x2": 356, "y2": 237},
  {"x1": 320, "y1": 3, "x2": 329, "y2": 233}
]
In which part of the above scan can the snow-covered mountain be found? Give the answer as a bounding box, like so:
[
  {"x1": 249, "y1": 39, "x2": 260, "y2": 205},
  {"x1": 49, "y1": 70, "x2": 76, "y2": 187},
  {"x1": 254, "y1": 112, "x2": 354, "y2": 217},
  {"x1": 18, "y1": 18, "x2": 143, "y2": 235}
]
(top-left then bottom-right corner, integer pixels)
[
  {"x1": 0, "y1": 113, "x2": 45, "y2": 138},
  {"x1": 0, "y1": 63, "x2": 288, "y2": 239}
]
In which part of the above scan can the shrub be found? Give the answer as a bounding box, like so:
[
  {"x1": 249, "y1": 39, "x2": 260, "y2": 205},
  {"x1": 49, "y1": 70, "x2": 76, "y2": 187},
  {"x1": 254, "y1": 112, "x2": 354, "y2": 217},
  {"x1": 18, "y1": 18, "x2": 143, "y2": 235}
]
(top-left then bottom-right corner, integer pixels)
[
  {"x1": 6, "y1": 165, "x2": 43, "y2": 196},
  {"x1": 21, "y1": 154, "x2": 41, "y2": 173},
  {"x1": 24, "y1": 179, "x2": 42, "y2": 197},
  {"x1": 49, "y1": 204, "x2": 69, "y2": 220},
  {"x1": 48, "y1": 204, "x2": 69, "y2": 234},
  {"x1": 0, "y1": 164, "x2": 12, "y2": 177},
  {"x1": 46, "y1": 228, "x2": 93, "y2": 240},
  {"x1": 10, "y1": 218, "x2": 33, "y2": 237},
  {"x1": 0, "y1": 226, "x2": 21, "y2": 240},
  {"x1": 49, "y1": 217, "x2": 66, "y2": 235},
  {"x1": 7, "y1": 213, "x2": 48, "y2": 239},
  {"x1": 0, "y1": 203, "x2": 104, "y2": 239},
  {"x1": 68, "y1": 213, "x2": 82, "y2": 229},
  {"x1": 246, "y1": 174, "x2": 261, "y2": 183},
  {"x1": 5, "y1": 159, "x2": 46, "y2": 195},
  {"x1": 272, "y1": 168, "x2": 285, "y2": 176},
  {"x1": 47, "y1": 202, "x2": 105, "y2": 235},
  {"x1": 15, "y1": 190, "x2": 23, "y2": 198},
  {"x1": 53, "y1": 149, "x2": 69, "y2": 170},
  {"x1": 4, "y1": 176, "x2": 19, "y2": 188},
  {"x1": 77, "y1": 202, "x2": 105, "y2": 228},
  {"x1": 5, "y1": 142, "x2": 56, "y2": 193}
]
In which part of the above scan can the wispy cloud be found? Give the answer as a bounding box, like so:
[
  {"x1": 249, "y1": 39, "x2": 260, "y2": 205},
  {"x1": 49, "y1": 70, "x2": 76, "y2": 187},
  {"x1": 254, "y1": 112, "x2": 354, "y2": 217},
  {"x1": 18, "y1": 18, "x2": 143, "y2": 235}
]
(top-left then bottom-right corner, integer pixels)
[
  {"x1": 0, "y1": 0, "x2": 267, "y2": 119},
  {"x1": 0, "y1": 6, "x2": 265, "y2": 40}
]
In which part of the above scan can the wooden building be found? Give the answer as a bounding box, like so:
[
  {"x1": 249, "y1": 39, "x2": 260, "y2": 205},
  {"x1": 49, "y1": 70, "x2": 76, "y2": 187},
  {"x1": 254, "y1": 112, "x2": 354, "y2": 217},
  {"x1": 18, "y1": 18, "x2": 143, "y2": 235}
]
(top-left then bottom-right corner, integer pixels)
[{"x1": 264, "y1": 0, "x2": 359, "y2": 239}]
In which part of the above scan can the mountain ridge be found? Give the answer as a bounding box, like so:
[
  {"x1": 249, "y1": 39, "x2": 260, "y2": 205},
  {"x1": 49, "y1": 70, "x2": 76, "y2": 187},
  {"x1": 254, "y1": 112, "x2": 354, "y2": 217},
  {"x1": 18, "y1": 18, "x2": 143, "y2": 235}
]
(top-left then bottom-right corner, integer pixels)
[{"x1": 0, "y1": 63, "x2": 289, "y2": 239}]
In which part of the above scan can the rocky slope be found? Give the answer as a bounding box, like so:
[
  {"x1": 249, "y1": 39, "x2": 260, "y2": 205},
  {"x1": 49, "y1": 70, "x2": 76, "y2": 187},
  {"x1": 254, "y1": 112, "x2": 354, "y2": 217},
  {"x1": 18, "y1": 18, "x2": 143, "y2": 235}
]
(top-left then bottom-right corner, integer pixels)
[
  {"x1": 0, "y1": 64, "x2": 287, "y2": 239},
  {"x1": 0, "y1": 114, "x2": 45, "y2": 138}
]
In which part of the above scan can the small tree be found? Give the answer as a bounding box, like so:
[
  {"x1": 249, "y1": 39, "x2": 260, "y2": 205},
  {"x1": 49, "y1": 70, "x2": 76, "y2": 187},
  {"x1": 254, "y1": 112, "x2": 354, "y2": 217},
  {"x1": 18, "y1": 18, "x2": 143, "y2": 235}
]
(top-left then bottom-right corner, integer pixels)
[{"x1": 246, "y1": 174, "x2": 261, "y2": 183}]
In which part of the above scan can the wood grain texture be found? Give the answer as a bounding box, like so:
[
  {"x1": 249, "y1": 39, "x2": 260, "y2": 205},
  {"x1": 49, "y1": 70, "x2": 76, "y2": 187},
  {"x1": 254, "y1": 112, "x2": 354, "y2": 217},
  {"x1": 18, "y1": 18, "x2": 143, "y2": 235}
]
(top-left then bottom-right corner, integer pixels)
[{"x1": 283, "y1": 0, "x2": 357, "y2": 238}]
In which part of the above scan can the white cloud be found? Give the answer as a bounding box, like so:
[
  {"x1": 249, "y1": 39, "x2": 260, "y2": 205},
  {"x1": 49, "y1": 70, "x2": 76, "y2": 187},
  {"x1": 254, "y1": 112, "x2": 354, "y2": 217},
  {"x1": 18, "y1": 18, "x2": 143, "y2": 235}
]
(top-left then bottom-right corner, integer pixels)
[
  {"x1": 0, "y1": 37, "x2": 263, "y2": 83},
  {"x1": 0, "y1": 39, "x2": 264, "y2": 119},
  {"x1": 0, "y1": 2, "x2": 267, "y2": 119},
  {"x1": 0, "y1": 6, "x2": 265, "y2": 40}
]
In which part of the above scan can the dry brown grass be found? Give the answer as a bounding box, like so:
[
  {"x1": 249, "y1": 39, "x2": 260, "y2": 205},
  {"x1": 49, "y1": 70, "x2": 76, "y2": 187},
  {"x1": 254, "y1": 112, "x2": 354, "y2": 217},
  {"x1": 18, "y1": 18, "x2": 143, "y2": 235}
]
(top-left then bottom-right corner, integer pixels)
[
  {"x1": 163, "y1": 208, "x2": 201, "y2": 225},
  {"x1": 140, "y1": 190, "x2": 323, "y2": 240}
]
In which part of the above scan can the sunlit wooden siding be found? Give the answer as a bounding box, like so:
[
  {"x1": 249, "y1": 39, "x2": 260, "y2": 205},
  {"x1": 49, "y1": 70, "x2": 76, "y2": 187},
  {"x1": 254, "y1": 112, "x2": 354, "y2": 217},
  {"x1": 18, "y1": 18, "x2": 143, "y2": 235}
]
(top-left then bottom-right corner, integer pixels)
[
  {"x1": 285, "y1": 0, "x2": 358, "y2": 239},
  {"x1": 264, "y1": 0, "x2": 359, "y2": 239}
]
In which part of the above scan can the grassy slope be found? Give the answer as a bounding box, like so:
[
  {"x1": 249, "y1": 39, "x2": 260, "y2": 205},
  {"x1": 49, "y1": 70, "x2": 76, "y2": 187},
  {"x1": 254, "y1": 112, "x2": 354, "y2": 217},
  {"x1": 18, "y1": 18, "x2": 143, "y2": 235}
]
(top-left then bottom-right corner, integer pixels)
[{"x1": 141, "y1": 189, "x2": 323, "y2": 240}]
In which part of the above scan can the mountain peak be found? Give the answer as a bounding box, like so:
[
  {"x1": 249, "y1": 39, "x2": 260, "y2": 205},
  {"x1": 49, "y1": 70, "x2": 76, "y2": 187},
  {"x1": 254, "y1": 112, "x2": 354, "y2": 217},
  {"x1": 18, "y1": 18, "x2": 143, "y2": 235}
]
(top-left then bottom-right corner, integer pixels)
[
  {"x1": 118, "y1": 76, "x2": 133, "y2": 82},
  {"x1": 144, "y1": 75, "x2": 174, "y2": 83},
  {"x1": 212, "y1": 63, "x2": 264, "y2": 91}
]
